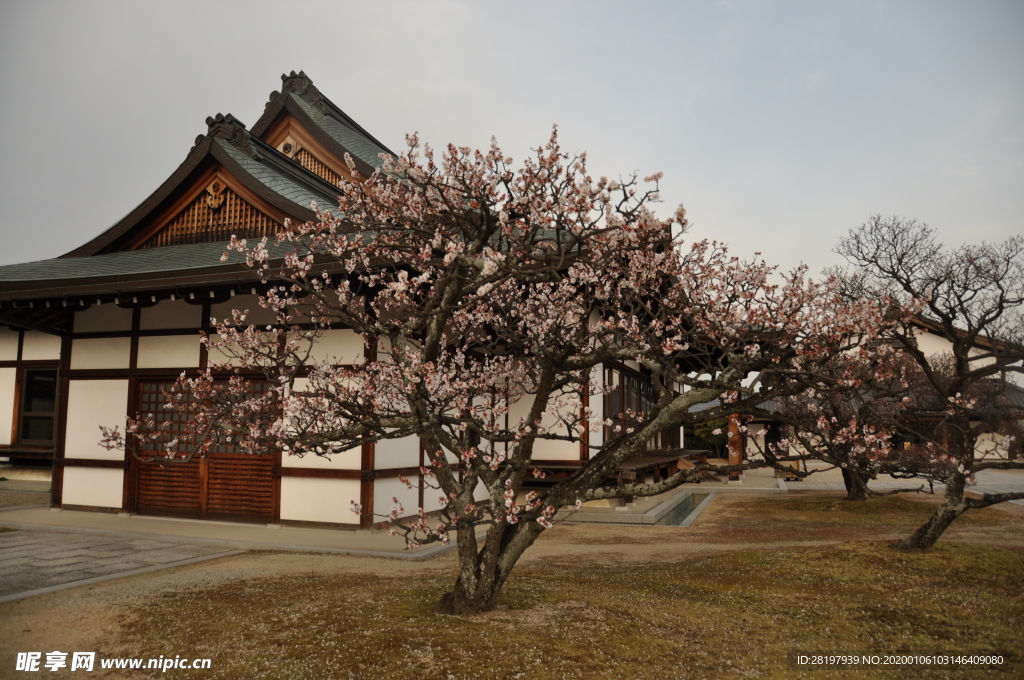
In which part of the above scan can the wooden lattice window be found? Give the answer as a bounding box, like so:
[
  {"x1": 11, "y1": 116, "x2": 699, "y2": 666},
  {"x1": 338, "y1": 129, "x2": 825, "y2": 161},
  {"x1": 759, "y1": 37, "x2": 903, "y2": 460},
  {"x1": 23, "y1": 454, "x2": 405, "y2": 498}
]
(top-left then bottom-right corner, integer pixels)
[
  {"x1": 17, "y1": 369, "x2": 57, "y2": 444},
  {"x1": 295, "y1": 148, "x2": 344, "y2": 187}
]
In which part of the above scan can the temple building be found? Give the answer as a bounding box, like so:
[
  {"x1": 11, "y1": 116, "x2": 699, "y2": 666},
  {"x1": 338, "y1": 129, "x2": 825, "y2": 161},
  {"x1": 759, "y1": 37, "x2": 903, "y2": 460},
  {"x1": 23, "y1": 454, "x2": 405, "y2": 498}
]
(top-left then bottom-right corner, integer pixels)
[{"x1": 0, "y1": 72, "x2": 633, "y2": 529}]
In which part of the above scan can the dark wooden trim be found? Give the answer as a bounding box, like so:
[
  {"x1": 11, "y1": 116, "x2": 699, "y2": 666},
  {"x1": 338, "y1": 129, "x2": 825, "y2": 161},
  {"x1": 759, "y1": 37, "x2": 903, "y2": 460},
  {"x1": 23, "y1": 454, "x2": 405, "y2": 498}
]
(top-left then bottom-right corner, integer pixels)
[
  {"x1": 123, "y1": 376, "x2": 140, "y2": 511},
  {"x1": 418, "y1": 439, "x2": 424, "y2": 511},
  {"x1": 7, "y1": 367, "x2": 19, "y2": 446},
  {"x1": 129, "y1": 307, "x2": 141, "y2": 370},
  {"x1": 199, "y1": 301, "x2": 211, "y2": 370},
  {"x1": 59, "y1": 458, "x2": 127, "y2": 469},
  {"x1": 59, "y1": 504, "x2": 122, "y2": 514},
  {"x1": 63, "y1": 367, "x2": 270, "y2": 380},
  {"x1": 271, "y1": 445, "x2": 282, "y2": 523},
  {"x1": 0, "y1": 359, "x2": 61, "y2": 368},
  {"x1": 276, "y1": 467, "x2": 360, "y2": 479},
  {"x1": 580, "y1": 375, "x2": 590, "y2": 461},
  {"x1": 274, "y1": 466, "x2": 421, "y2": 480},
  {"x1": 359, "y1": 439, "x2": 375, "y2": 530},
  {"x1": 16, "y1": 329, "x2": 23, "y2": 361},
  {"x1": 51, "y1": 314, "x2": 72, "y2": 508}
]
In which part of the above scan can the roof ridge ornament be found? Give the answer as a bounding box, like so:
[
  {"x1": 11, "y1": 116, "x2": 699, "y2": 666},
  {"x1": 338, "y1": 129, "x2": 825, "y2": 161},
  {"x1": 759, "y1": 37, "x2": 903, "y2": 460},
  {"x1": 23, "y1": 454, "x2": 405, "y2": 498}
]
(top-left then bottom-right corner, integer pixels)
[
  {"x1": 206, "y1": 113, "x2": 262, "y2": 160},
  {"x1": 280, "y1": 70, "x2": 329, "y2": 115}
]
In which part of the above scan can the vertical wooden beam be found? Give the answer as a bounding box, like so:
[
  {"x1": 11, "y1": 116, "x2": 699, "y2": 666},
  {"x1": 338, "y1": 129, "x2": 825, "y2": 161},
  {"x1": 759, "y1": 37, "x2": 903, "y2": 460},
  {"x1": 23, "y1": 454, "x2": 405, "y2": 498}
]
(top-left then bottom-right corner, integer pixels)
[
  {"x1": 51, "y1": 310, "x2": 73, "y2": 509},
  {"x1": 122, "y1": 307, "x2": 142, "y2": 511},
  {"x1": 359, "y1": 445, "x2": 375, "y2": 530},
  {"x1": 359, "y1": 334, "x2": 377, "y2": 529},
  {"x1": 418, "y1": 438, "x2": 425, "y2": 511},
  {"x1": 579, "y1": 374, "x2": 590, "y2": 461},
  {"x1": 728, "y1": 413, "x2": 745, "y2": 481},
  {"x1": 198, "y1": 301, "x2": 211, "y2": 370}
]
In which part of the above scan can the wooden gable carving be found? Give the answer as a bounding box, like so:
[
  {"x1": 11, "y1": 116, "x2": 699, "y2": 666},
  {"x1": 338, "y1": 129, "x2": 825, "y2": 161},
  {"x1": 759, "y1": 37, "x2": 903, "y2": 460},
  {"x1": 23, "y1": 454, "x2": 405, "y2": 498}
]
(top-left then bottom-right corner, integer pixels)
[
  {"x1": 129, "y1": 172, "x2": 285, "y2": 250},
  {"x1": 263, "y1": 116, "x2": 352, "y2": 188}
]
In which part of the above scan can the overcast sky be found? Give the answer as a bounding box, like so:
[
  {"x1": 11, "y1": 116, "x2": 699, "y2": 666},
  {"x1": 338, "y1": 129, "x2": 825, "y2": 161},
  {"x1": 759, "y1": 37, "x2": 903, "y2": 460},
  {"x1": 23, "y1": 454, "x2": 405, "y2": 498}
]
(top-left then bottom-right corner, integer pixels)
[{"x1": 1, "y1": 0, "x2": 1021, "y2": 275}]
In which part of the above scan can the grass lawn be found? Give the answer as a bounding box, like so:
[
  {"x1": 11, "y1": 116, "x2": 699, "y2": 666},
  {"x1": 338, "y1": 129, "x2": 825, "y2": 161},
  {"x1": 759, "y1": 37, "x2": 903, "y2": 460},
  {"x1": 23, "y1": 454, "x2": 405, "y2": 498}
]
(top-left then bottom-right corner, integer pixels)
[{"x1": 109, "y1": 493, "x2": 1023, "y2": 680}]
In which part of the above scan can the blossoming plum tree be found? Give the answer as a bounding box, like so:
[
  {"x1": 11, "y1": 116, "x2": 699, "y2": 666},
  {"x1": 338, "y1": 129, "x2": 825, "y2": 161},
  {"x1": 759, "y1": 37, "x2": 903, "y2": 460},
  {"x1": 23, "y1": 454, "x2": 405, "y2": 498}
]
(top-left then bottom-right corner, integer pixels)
[{"x1": 103, "y1": 131, "x2": 900, "y2": 613}]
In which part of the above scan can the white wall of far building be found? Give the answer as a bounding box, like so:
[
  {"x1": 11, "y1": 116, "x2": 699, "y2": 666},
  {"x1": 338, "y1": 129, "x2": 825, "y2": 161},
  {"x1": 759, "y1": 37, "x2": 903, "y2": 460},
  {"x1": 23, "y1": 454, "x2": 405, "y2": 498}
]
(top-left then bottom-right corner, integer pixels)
[
  {"x1": 279, "y1": 477, "x2": 361, "y2": 524},
  {"x1": 211, "y1": 295, "x2": 278, "y2": 326},
  {"x1": 374, "y1": 476, "x2": 420, "y2": 520},
  {"x1": 21, "y1": 331, "x2": 61, "y2": 360},
  {"x1": 375, "y1": 435, "x2": 420, "y2": 469},
  {"x1": 70, "y1": 337, "x2": 131, "y2": 369},
  {"x1": 0, "y1": 367, "x2": 15, "y2": 445},
  {"x1": 506, "y1": 392, "x2": 580, "y2": 461},
  {"x1": 305, "y1": 329, "x2": 364, "y2": 364},
  {"x1": 0, "y1": 327, "x2": 19, "y2": 360},
  {"x1": 140, "y1": 299, "x2": 201, "y2": 330},
  {"x1": 62, "y1": 467, "x2": 123, "y2": 508},
  {"x1": 136, "y1": 335, "x2": 200, "y2": 369},
  {"x1": 280, "y1": 447, "x2": 362, "y2": 469},
  {"x1": 74, "y1": 304, "x2": 133, "y2": 332},
  {"x1": 64, "y1": 380, "x2": 128, "y2": 460}
]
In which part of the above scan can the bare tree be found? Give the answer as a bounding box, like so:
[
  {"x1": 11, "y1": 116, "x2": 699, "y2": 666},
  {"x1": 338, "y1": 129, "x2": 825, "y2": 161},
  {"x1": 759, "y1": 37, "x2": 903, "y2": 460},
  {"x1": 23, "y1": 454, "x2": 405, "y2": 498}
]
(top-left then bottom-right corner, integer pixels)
[{"x1": 833, "y1": 216, "x2": 1024, "y2": 549}]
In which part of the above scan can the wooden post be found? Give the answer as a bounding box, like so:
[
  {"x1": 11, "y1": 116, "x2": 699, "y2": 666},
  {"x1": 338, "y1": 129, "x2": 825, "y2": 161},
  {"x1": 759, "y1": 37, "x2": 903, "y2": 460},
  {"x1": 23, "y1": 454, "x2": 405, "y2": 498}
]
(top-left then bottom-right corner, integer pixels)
[{"x1": 728, "y1": 414, "x2": 744, "y2": 481}]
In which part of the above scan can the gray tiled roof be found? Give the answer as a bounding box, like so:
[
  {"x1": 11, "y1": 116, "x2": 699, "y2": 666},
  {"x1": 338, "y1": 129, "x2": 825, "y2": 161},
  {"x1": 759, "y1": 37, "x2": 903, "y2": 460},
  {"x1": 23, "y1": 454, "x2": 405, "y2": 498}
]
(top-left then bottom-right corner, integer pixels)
[
  {"x1": 0, "y1": 242, "x2": 249, "y2": 282},
  {"x1": 290, "y1": 95, "x2": 391, "y2": 169},
  {"x1": 216, "y1": 140, "x2": 340, "y2": 210}
]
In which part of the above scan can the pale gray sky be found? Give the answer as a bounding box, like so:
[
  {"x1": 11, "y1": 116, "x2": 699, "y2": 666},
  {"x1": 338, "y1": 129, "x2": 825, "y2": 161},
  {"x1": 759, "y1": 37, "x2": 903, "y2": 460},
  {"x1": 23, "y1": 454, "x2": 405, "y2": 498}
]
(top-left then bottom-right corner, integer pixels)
[{"x1": 1, "y1": 0, "x2": 1021, "y2": 274}]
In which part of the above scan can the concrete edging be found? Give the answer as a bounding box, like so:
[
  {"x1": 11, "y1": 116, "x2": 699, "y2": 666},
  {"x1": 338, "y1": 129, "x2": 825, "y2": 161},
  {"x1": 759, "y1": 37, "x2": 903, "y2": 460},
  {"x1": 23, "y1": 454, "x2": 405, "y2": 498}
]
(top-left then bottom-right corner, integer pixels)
[{"x1": 678, "y1": 492, "x2": 716, "y2": 527}]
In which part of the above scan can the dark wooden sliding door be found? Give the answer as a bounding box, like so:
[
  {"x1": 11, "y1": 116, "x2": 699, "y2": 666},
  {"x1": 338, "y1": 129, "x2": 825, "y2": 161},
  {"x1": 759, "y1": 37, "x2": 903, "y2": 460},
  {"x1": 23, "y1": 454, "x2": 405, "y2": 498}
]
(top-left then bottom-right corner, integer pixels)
[{"x1": 133, "y1": 380, "x2": 276, "y2": 523}]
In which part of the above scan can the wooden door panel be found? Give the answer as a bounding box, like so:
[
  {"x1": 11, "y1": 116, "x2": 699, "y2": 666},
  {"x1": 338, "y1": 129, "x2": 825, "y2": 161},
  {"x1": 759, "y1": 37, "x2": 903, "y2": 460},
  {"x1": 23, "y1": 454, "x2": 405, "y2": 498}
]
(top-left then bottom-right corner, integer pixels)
[{"x1": 134, "y1": 380, "x2": 275, "y2": 522}]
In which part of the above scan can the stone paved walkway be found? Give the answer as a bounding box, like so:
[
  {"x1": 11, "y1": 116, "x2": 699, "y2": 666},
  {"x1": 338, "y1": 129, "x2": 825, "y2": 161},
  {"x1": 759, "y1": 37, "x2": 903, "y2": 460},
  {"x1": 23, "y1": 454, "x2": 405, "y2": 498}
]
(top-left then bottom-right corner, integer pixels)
[
  {"x1": 790, "y1": 467, "x2": 1024, "y2": 505},
  {"x1": 0, "y1": 532, "x2": 236, "y2": 600}
]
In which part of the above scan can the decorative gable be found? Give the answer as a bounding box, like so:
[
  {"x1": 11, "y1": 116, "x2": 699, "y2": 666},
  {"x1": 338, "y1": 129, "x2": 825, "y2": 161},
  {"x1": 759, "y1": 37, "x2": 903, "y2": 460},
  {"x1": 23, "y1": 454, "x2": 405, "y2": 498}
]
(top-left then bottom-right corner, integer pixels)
[
  {"x1": 131, "y1": 173, "x2": 283, "y2": 250},
  {"x1": 265, "y1": 118, "x2": 352, "y2": 188}
]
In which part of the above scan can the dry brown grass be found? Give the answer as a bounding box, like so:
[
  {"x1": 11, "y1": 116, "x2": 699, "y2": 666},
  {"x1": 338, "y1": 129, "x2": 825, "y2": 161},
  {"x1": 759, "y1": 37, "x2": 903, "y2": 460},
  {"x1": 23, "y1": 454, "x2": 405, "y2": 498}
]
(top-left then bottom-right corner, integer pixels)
[{"x1": 105, "y1": 493, "x2": 1024, "y2": 680}]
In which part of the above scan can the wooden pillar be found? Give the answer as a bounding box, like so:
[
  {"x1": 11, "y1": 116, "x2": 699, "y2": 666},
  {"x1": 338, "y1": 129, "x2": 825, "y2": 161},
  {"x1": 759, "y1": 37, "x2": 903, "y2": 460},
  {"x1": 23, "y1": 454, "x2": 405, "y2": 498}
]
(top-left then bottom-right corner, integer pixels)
[{"x1": 727, "y1": 413, "x2": 745, "y2": 481}]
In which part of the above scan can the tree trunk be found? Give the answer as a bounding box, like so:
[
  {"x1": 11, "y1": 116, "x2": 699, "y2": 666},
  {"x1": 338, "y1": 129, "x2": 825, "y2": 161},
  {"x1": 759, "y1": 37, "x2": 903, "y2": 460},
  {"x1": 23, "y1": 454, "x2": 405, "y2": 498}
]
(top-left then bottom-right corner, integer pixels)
[
  {"x1": 436, "y1": 521, "x2": 544, "y2": 615},
  {"x1": 841, "y1": 468, "x2": 869, "y2": 501},
  {"x1": 898, "y1": 471, "x2": 966, "y2": 550}
]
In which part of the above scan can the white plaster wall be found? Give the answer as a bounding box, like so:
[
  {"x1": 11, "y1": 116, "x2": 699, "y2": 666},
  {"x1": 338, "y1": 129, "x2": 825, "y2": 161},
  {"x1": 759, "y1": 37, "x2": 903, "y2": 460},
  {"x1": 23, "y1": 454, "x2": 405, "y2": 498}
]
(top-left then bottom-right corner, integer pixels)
[
  {"x1": 307, "y1": 329, "x2": 364, "y2": 364},
  {"x1": 64, "y1": 380, "x2": 128, "y2": 460},
  {"x1": 421, "y1": 484, "x2": 447, "y2": 513},
  {"x1": 140, "y1": 299, "x2": 201, "y2": 330},
  {"x1": 206, "y1": 334, "x2": 244, "y2": 367},
  {"x1": 62, "y1": 467, "x2": 123, "y2": 509},
  {"x1": 137, "y1": 335, "x2": 200, "y2": 369},
  {"x1": 507, "y1": 393, "x2": 580, "y2": 461},
  {"x1": 375, "y1": 435, "x2": 420, "y2": 469},
  {"x1": 211, "y1": 295, "x2": 278, "y2": 326},
  {"x1": 374, "y1": 476, "x2": 419, "y2": 518},
  {"x1": 20, "y1": 332, "x2": 61, "y2": 360},
  {"x1": 0, "y1": 328, "x2": 19, "y2": 360},
  {"x1": 281, "y1": 447, "x2": 361, "y2": 469},
  {"x1": 0, "y1": 368, "x2": 16, "y2": 445},
  {"x1": 70, "y1": 338, "x2": 131, "y2": 369},
  {"x1": 976, "y1": 432, "x2": 1008, "y2": 459},
  {"x1": 75, "y1": 304, "x2": 133, "y2": 332},
  {"x1": 279, "y1": 477, "x2": 360, "y2": 524}
]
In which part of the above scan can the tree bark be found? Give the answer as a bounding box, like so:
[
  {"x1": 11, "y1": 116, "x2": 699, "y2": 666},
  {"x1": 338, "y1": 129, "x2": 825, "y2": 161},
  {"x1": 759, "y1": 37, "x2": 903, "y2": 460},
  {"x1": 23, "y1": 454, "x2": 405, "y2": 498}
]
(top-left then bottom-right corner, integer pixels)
[
  {"x1": 841, "y1": 468, "x2": 869, "y2": 502},
  {"x1": 436, "y1": 521, "x2": 545, "y2": 615},
  {"x1": 897, "y1": 471, "x2": 966, "y2": 550}
]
